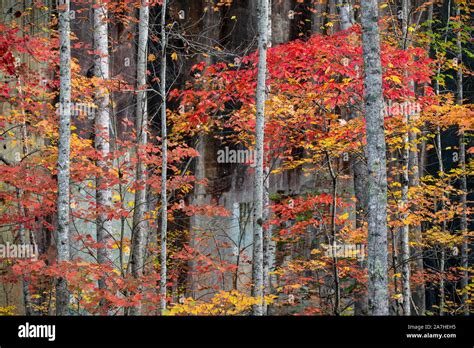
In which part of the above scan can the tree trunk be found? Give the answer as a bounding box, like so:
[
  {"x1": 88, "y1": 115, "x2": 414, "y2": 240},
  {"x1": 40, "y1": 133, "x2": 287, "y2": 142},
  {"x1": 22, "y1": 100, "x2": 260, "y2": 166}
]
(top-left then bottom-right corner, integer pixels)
[
  {"x1": 436, "y1": 128, "x2": 447, "y2": 316},
  {"x1": 262, "y1": 0, "x2": 275, "y2": 316},
  {"x1": 252, "y1": 0, "x2": 269, "y2": 316},
  {"x1": 160, "y1": 0, "x2": 168, "y2": 315},
  {"x1": 56, "y1": 0, "x2": 72, "y2": 316},
  {"x1": 336, "y1": 0, "x2": 354, "y2": 30},
  {"x1": 409, "y1": 123, "x2": 425, "y2": 315},
  {"x1": 327, "y1": 154, "x2": 340, "y2": 315},
  {"x1": 271, "y1": 0, "x2": 291, "y2": 44},
  {"x1": 311, "y1": 0, "x2": 325, "y2": 34},
  {"x1": 335, "y1": 1, "x2": 368, "y2": 315},
  {"x1": 399, "y1": 0, "x2": 412, "y2": 316},
  {"x1": 352, "y1": 151, "x2": 369, "y2": 315},
  {"x1": 360, "y1": 0, "x2": 389, "y2": 315},
  {"x1": 94, "y1": 1, "x2": 113, "y2": 307},
  {"x1": 401, "y1": 111, "x2": 411, "y2": 316},
  {"x1": 455, "y1": 1, "x2": 469, "y2": 316},
  {"x1": 433, "y1": 0, "x2": 452, "y2": 316},
  {"x1": 130, "y1": 0, "x2": 150, "y2": 316}
]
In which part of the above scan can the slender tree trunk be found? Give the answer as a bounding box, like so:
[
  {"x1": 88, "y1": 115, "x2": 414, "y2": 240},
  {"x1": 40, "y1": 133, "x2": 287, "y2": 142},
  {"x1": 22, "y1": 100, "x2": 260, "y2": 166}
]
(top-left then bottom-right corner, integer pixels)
[
  {"x1": 433, "y1": 0, "x2": 452, "y2": 316},
  {"x1": 94, "y1": 1, "x2": 112, "y2": 306},
  {"x1": 252, "y1": 0, "x2": 269, "y2": 316},
  {"x1": 401, "y1": 0, "x2": 410, "y2": 49},
  {"x1": 455, "y1": 1, "x2": 469, "y2": 316},
  {"x1": 360, "y1": 0, "x2": 389, "y2": 315},
  {"x1": 436, "y1": 127, "x2": 447, "y2": 315},
  {"x1": 15, "y1": 78, "x2": 34, "y2": 315},
  {"x1": 327, "y1": 155, "x2": 341, "y2": 315},
  {"x1": 262, "y1": 1, "x2": 274, "y2": 316},
  {"x1": 334, "y1": 1, "x2": 368, "y2": 315},
  {"x1": 160, "y1": 0, "x2": 168, "y2": 315},
  {"x1": 434, "y1": 68, "x2": 445, "y2": 317},
  {"x1": 262, "y1": 166, "x2": 275, "y2": 315},
  {"x1": 56, "y1": 0, "x2": 72, "y2": 316},
  {"x1": 409, "y1": 122, "x2": 425, "y2": 315},
  {"x1": 401, "y1": 111, "x2": 411, "y2": 316},
  {"x1": 335, "y1": 0, "x2": 368, "y2": 316},
  {"x1": 130, "y1": 0, "x2": 150, "y2": 316},
  {"x1": 398, "y1": 0, "x2": 412, "y2": 316},
  {"x1": 418, "y1": 3, "x2": 433, "y2": 179}
]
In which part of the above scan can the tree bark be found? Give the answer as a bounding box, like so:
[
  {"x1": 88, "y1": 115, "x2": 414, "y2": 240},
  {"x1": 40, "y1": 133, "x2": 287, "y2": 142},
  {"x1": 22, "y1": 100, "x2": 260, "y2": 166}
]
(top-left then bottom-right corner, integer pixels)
[
  {"x1": 436, "y1": 127, "x2": 447, "y2": 315},
  {"x1": 433, "y1": 0, "x2": 452, "y2": 316},
  {"x1": 455, "y1": 1, "x2": 469, "y2": 316},
  {"x1": 336, "y1": 0, "x2": 354, "y2": 30},
  {"x1": 360, "y1": 0, "x2": 389, "y2": 315},
  {"x1": 311, "y1": 0, "x2": 325, "y2": 34},
  {"x1": 262, "y1": 0, "x2": 275, "y2": 316},
  {"x1": 336, "y1": 0, "x2": 368, "y2": 315},
  {"x1": 94, "y1": 1, "x2": 113, "y2": 305},
  {"x1": 252, "y1": 0, "x2": 269, "y2": 316},
  {"x1": 56, "y1": 0, "x2": 72, "y2": 316},
  {"x1": 401, "y1": 111, "x2": 411, "y2": 316},
  {"x1": 130, "y1": 0, "x2": 150, "y2": 316},
  {"x1": 160, "y1": 0, "x2": 168, "y2": 315}
]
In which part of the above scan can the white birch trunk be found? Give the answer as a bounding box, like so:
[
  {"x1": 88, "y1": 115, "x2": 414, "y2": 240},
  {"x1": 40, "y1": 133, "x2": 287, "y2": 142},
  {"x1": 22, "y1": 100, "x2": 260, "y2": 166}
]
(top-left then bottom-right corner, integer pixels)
[
  {"x1": 400, "y1": 0, "x2": 411, "y2": 316},
  {"x1": 94, "y1": 0, "x2": 112, "y2": 297},
  {"x1": 56, "y1": 0, "x2": 72, "y2": 316},
  {"x1": 160, "y1": 0, "x2": 168, "y2": 315},
  {"x1": 130, "y1": 0, "x2": 149, "y2": 316},
  {"x1": 262, "y1": 0, "x2": 273, "y2": 316},
  {"x1": 252, "y1": 0, "x2": 269, "y2": 316},
  {"x1": 401, "y1": 111, "x2": 411, "y2": 316}
]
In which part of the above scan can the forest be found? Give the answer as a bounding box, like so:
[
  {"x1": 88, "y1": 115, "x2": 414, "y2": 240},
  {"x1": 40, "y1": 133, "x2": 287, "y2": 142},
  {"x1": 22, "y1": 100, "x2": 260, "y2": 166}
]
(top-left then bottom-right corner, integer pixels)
[{"x1": 0, "y1": 0, "x2": 472, "y2": 317}]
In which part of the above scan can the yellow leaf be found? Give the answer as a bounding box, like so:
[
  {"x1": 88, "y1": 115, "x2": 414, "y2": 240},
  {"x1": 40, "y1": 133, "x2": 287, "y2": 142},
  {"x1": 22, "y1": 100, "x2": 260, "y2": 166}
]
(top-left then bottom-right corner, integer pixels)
[
  {"x1": 148, "y1": 54, "x2": 156, "y2": 62},
  {"x1": 339, "y1": 212, "x2": 349, "y2": 221},
  {"x1": 388, "y1": 75, "x2": 402, "y2": 84},
  {"x1": 171, "y1": 52, "x2": 178, "y2": 61}
]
